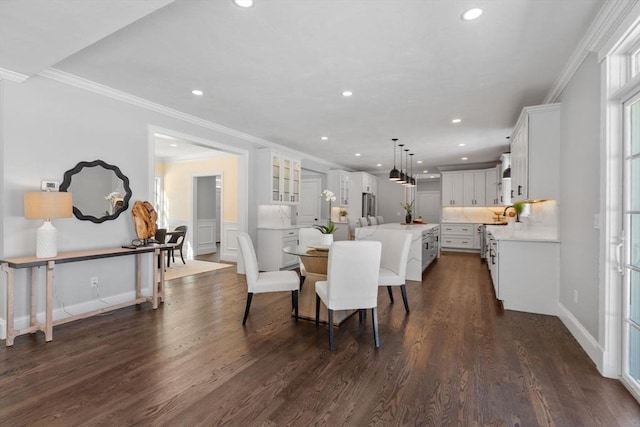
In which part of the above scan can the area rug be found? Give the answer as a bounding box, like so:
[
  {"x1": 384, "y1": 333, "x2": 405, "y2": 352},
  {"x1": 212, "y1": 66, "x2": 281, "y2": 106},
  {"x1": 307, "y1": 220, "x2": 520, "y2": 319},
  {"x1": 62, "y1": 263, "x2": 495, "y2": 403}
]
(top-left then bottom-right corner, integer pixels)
[{"x1": 164, "y1": 260, "x2": 233, "y2": 280}]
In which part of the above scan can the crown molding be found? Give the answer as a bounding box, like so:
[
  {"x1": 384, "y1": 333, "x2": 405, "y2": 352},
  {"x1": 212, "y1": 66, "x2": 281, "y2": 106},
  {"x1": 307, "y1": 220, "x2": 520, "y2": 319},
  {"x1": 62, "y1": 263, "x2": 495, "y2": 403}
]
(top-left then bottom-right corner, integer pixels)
[
  {"x1": 545, "y1": 0, "x2": 640, "y2": 103},
  {"x1": 0, "y1": 67, "x2": 29, "y2": 83},
  {"x1": 39, "y1": 68, "x2": 346, "y2": 170}
]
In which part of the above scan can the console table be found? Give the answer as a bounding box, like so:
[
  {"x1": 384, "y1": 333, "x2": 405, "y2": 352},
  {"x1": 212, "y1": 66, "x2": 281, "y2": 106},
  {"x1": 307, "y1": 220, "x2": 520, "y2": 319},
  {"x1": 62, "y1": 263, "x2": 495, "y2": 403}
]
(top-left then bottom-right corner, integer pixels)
[{"x1": 1, "y1": 245, "x2": 173, "y2": 346}]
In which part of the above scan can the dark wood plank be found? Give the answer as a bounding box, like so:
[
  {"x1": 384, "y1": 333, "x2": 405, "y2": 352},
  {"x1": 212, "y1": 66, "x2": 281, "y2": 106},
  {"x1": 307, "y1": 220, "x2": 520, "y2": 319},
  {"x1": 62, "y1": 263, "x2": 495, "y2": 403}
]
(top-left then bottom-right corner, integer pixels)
[{"x1": 0, "y1": 253, "x2": 638, "y2": 426}]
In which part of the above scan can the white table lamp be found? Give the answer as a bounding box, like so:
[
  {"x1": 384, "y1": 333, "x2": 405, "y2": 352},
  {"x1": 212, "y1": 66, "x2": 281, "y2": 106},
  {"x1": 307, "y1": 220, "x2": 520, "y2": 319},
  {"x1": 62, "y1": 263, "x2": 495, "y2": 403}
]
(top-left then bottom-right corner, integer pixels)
[{"x1": 24, "y1": 191, "x2": 73, "y2": 258}]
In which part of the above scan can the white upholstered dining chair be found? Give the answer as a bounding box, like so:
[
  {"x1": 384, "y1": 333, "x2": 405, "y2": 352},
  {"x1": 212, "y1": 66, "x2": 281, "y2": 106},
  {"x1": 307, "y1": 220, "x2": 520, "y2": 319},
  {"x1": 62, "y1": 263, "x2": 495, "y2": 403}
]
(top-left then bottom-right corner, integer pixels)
[
  {"x1": 357, "y1": 229, "x2": 412, "y2": 312},
  {"x1": 298, "y1": 227, "x2": 323, "y2": 289},
  {"x1": 315, "y1": 240, "x2": 382, "y2": 351},
  {"x1": 346, "y1": 217, "x2": 359, "y2": 240},
  {"x1": 367, "y1": 216, "x2": 378, "y2": 226},
  {"x1": 237, "y1": 232, "x2": 300, "y2": 325}
]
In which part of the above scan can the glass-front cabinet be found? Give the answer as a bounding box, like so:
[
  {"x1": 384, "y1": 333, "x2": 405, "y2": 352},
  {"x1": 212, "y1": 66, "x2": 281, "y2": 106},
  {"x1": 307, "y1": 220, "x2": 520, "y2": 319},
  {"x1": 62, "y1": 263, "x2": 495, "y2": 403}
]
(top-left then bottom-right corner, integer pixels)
[{"x1": 259, "y1": 149, "x2": 301, "y2": 205}]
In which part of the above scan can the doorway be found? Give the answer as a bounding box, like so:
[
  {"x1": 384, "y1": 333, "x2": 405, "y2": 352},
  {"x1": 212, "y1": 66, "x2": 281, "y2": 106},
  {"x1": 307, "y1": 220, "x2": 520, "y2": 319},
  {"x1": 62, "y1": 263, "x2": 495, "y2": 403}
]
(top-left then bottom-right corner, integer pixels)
[
  {"x1": 299, "y1": 177, "x2": 321, "y2": 225},
  {"x1": 192, "y1": 174, "x2": 222, "y2": 256}
]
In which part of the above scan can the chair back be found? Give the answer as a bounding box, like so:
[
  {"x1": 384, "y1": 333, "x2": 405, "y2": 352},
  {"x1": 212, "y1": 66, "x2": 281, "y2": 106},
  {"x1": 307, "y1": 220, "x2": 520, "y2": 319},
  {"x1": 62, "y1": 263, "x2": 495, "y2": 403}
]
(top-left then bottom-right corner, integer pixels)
[
  {"x1": 155, "y1": 228, "x2": 167, "y2": 244},
  {"x1": 356, "y1": 229, "x2": 411, "y2": 278},
  {"x1": 299, "y1": 227, "x2": 323, "y2": 250},
  {"x1": 168, "y1": 225, "x2": 187, "y2": 248},
  {"x1": 325, "y1": 241, "x2": 381, "y2": 310},
  {"x1": 237, "y1": 232, "x2": 259, "y2": 291},
  {"x1": 376, "y1": 215, "x2": 384, "y2": 224},
  {"x1": 367, "y1": 216, "x2": 378, "y2": 226},
  {"x1": 359, "y1": 217, "x2": 368, "y2": 227}
]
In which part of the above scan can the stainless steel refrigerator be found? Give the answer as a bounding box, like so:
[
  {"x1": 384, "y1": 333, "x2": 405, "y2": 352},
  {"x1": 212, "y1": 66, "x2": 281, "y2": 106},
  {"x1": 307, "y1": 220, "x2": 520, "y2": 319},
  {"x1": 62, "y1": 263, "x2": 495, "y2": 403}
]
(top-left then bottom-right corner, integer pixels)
[{"x1": 362, "y1": 193, "x2": 376, "y2": 217}]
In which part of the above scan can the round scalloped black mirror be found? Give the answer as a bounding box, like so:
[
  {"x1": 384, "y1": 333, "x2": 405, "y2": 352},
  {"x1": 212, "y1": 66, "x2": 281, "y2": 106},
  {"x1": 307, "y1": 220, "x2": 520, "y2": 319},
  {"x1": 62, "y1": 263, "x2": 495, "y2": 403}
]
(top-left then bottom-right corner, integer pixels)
[{"x1": 59, "y1": 160, "x2": 132, "y2": 223}]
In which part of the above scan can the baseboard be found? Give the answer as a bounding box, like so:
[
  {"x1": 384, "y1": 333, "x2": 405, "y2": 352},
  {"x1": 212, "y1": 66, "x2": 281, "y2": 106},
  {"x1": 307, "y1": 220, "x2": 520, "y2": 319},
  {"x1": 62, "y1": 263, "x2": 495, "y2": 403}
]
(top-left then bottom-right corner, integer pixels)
[
  {"x1": 0, "y1": 290, "x2": 147, "y2": 341},
  {"x1": 557, "y1": 301, "x2": 607, "y2": 375}
]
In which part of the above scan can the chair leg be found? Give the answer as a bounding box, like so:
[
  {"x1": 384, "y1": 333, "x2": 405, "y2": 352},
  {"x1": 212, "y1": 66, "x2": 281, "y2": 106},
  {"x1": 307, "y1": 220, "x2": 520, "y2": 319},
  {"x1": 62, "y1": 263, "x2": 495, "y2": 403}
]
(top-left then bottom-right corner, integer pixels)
[
  {"x1": 300, "y1": 275, "x2": 305, "y2": 292},
  {"x1": 315, "y1": 294, "x2": 320, "y2": 328},
  {"x1": 387, "y1": 286, "x2": 394, "y2": 303},
  {"x1": 242, "y1": 292, "x2": 253, "y2": 325},
  {"x1": 372, "y1": 307, "x2": 380, "y2": 348},
  {"x1": 292, "y1": 290, "x2": 298, "y2": 322},
  {"x1": 179, "y1": 248, "x2": 185, "y2": 264},
  {"x1": 328, "y1": 309, "x2": 335, "y2": 351},
  {"x1": 358, "y1": 309, "x2": 364, "y2": 324},
  {"x1": 400, "y1": 284, "x2": 410, "y2": 312}
]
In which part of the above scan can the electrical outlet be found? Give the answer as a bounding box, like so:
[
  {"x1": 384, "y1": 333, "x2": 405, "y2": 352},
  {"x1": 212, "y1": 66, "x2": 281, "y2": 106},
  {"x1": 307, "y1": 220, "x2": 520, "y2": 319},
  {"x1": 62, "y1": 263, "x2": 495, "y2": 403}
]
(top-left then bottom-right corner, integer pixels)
[
  {"x1": 90, "y1": 276, "x2": 99, "y2": 288},
  {"x1": 573, "y1": 289, "x2": 578, "y2": 304}
]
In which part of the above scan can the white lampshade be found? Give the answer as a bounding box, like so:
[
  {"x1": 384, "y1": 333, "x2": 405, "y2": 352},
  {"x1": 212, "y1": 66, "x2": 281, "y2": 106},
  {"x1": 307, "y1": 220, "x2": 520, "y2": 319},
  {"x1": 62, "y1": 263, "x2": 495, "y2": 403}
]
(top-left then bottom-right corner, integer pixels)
[{"x1": 24, "y1": 191, "x2": 73, "y2": 258}]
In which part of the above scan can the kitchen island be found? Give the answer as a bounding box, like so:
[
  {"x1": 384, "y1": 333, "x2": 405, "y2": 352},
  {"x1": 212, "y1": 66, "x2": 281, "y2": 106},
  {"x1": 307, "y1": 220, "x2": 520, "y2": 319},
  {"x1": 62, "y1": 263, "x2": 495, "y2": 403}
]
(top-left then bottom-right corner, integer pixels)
[{"x1": 355, "y1": 223, "x2": 440, "y2": 281}]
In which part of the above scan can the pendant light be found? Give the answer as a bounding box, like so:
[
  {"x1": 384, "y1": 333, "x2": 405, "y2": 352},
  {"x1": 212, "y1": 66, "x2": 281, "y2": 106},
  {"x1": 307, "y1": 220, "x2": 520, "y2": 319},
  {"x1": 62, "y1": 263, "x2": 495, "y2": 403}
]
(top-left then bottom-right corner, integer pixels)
[
  {"x1": 397, "y1": 144, "x2": 406, "y2": 184},
  {"x1": 403, "y1": 149, "x2": 411, "y2": 187},
  {"x1": 389, "y1": 138, "x2": 400, "y2": 181},
  {"x1": 408, "y1": 153, "x2": 416, "y2": 187}
]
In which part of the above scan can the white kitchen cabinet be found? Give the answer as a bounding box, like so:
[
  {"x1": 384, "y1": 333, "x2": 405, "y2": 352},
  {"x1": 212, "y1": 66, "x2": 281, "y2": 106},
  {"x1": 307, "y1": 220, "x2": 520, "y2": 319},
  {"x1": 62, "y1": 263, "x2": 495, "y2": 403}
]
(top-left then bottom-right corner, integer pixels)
[
  {"x1": 486, "y1": 229, "x2": 559, "y2": 316},
  {"x1": 485, "y1": 166, "x2": 501, "y2": 206},
  {"x1": 257, "y1": 149, "x2": 301, "y2": 205},
  {"x1": 352, "y1": 172, "x2": 376, "y2": 194},
  {"x1": 463, "y1": 171, "x2": 486, "y2": 206},
  {"x1": 440, "y1": 223, "x2": 475, "y2": 250},
  {"x1": 510, "y1": 103, "x2": 560, "y2": 202},
  {"x1": 257, "y1": 228, "x2": 299, "y2": 270},
  {"x1": 441, "y1": 172, "x2": 464, "y2": 206},
  {"x1": 328, "y1": 170, "x2": 350, "y2": 206}
]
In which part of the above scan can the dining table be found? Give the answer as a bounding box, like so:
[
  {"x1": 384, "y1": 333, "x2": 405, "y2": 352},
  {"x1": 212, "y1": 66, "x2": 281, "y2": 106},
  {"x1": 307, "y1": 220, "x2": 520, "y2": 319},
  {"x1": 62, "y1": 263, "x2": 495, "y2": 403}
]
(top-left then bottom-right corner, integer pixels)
[{"x1": 282, "y1": 244, "x2": 357, "y2": 326}]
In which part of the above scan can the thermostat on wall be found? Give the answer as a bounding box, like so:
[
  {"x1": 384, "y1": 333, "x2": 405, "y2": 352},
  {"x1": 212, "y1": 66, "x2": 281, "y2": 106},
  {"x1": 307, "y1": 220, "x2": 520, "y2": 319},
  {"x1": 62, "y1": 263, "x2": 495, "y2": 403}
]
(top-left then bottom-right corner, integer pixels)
[{"x1": 41, "y1": 180, "x2": 60, "y2": 191}]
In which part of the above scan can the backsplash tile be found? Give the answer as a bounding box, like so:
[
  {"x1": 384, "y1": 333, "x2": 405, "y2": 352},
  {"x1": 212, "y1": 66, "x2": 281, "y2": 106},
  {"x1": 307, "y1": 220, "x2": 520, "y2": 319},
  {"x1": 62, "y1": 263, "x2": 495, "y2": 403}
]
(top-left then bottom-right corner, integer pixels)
[{"x1": 258, "y1": 205, "x2": 292, "y2": 228}]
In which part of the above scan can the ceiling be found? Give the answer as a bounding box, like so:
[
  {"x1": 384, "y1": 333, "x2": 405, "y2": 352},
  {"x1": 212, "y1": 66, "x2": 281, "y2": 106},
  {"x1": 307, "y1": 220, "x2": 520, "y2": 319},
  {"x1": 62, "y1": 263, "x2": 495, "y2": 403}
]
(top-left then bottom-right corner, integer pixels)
[{"x1": 1, "y1": 0, "x2": 603, "y2": 175}]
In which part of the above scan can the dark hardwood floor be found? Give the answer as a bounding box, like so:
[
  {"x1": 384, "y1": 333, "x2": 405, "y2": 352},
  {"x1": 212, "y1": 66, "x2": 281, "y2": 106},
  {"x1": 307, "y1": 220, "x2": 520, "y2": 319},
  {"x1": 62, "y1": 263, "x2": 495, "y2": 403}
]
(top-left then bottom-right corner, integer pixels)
[{"x1": 1, "y1": 252, "x2": 638, "y2": 426}]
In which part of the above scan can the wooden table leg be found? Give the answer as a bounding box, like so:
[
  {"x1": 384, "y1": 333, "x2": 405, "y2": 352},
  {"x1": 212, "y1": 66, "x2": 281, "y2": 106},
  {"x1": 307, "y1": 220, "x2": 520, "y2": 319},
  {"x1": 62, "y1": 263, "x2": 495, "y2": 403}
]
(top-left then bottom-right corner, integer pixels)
[
  {"x1": 45, "y1": 261, "x2": 54, "y2": 342},
  {"x1": 30, "y1": 266, "x2": 37, "y2": 327},
  {"x1": 3, "y1": 264, "x2": 15, "y2": 346},
  {"x1": 135, "y1": 253, "x2": 142, "y2": 300}
]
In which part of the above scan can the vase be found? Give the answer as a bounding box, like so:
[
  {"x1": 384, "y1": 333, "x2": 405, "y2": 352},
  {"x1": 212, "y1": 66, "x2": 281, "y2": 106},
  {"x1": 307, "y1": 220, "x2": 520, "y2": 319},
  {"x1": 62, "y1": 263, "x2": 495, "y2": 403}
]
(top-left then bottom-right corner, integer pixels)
[
  {"x1": 405, "y1": 214, "x2": 412, "y2": 224},
  {"x1": 320, "y1": 234, "x2": 334, "y2": 246}
]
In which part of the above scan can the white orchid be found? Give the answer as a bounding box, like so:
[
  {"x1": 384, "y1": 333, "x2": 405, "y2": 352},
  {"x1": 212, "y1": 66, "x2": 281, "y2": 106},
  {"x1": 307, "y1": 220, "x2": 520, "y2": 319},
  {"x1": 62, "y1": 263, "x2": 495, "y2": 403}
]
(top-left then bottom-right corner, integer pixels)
[{"x1": 321, "y1": 189, "x2": 336, "y2": 202}]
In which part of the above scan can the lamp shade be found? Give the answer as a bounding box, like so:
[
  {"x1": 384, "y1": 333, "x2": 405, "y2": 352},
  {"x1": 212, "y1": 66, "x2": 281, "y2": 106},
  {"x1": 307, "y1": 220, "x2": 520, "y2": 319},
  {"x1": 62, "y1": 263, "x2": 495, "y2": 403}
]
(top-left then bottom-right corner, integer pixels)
[{"x1": 24, "y1": 191, "x2": 73, "y2": 220}]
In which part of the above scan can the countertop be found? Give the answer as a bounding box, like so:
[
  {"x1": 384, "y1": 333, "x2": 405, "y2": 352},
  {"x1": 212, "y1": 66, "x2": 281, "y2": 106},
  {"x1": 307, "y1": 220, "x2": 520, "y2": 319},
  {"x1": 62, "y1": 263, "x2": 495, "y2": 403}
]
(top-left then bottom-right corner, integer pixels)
[
  {"x1": 486, "y1": 225, "x2": 559, "y2": 243},
  {"x1": 441, "y1": 220, "x2": 509, "y2": 225}
]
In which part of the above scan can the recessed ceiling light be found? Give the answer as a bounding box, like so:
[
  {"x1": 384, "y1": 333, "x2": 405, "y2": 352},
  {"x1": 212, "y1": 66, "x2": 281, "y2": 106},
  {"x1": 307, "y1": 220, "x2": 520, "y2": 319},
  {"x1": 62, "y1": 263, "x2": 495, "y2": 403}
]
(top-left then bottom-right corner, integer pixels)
[
  {"x1": 233, "y1": 0, "x2": 253, "y2": 8},
  {"x1": 355, "y1": 153, "x2": 361, "y2": 157},
  {"x1": 423, "y1": 170, "x2": 428, "y2": 173},
  {"x1": 191, "y1": 89, "x2": 204, "y2": 96},
  {"x1": 462, "y1": 157, "x2": 468, "y2": 161},
  {"x1": 170, "y1": 143, "x2": 178, "y2": 147},
  {"x1": 458, "y1": 143, "x2": 466, "y2": 147},
  {"x1": 342, "y1": 91, "x2": 353, "y2": 97},
  {"x1": 461, "y1": 8, "x2": 483, "y2": 21},
  {"x1": 417, "y1": 160, "x2": 423, "y2": 164},
  {"x1": 376, "y1": 163, "x2": 382, "y2": 167},
  {"x1": 321, "y1": 136, "x2": 328, "y2": 140},
  {"x1": 452, "y1": 118, "x2": 462, "y2": 124}
]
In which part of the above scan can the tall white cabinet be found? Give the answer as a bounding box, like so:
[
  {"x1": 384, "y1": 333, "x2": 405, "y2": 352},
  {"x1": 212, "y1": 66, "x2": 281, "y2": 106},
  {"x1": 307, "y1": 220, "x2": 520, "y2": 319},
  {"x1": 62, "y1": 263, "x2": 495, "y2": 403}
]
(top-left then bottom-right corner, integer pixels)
[
  {"x1": 510, "y1": 104, "x2": 561, "y2": 202},
  {"x1": 441, "y1": 167, "x2": 501, "y2": 207},
  {"x1": 328, "y1": 170, "x2": 350, "y2": 206},
  {"x1": 257, "y1": 149, "x2": 301, "y2": 205}
]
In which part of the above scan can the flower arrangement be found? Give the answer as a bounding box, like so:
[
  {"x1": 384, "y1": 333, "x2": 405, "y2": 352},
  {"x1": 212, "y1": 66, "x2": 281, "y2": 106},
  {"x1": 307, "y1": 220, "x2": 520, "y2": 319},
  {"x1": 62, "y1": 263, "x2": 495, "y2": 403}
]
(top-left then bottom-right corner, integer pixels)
[
  {"x1": 400, "y1": 200, "x2": 414, "y2": 215},
  {"x1": 315, "y1": 189, "x2": 337, "y2": 234}
]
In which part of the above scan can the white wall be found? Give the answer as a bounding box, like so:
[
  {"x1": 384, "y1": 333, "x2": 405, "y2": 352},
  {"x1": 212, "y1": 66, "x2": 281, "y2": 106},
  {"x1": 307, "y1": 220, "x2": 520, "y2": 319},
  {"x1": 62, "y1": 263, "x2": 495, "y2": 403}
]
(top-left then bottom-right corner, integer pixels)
[
  {"x1": 375, "y1": 175, "x2": 407, "y2": 223},
  {"x1": 0, "y1": 75, "x2": 255, "y2": 334},
  {"x1": 557, "y1": 52, "x2": 601, "y2": 338}
]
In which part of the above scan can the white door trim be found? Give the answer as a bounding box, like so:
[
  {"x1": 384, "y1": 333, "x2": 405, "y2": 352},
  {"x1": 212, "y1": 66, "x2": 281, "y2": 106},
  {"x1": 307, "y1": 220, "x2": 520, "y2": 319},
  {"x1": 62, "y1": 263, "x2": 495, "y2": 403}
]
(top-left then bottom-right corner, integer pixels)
[{"x1": 192, "y1": 172, "x2": 223, "y2": 256}]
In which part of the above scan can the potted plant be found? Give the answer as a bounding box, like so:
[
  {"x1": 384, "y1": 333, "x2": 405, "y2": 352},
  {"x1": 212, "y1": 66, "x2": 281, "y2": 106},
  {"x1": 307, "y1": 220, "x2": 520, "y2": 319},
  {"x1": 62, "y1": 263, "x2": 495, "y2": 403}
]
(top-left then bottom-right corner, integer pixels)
[
  {"x1": 315, "y1": 189, "x2": 337, "y2": 244},
  {"x1": 401, "y1": 200, "x2": 414, "y2": 224}
]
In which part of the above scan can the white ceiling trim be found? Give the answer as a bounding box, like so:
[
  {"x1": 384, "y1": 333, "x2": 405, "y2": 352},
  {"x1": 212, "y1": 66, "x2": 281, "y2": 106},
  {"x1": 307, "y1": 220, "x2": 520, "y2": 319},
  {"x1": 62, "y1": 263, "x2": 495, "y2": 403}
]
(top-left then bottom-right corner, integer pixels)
[
  {"x1": 38, "y1": 67, "x2": 347, "y2": 170},
  {"x1": 545, "y1": 0, "x2": 640, "y2": 103},
  {"x1": 0, "y1": 67, "x2": 28, "y2": 83}
]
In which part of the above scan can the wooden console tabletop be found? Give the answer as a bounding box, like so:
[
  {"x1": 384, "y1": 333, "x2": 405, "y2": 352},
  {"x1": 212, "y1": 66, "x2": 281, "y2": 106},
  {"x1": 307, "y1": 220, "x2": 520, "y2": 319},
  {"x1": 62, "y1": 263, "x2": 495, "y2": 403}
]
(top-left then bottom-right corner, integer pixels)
[{"x1": 1, "y1": 245, "x2": 174, "y2": 346}]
